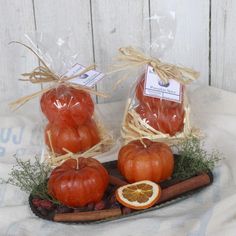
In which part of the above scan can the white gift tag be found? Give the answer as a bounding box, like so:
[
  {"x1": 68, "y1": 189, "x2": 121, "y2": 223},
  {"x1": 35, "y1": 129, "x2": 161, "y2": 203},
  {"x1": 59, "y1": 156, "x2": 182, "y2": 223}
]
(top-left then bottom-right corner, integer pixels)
[
  {"x1": 144, "y1": 65, "x2": 182, "y2": 103},
  {"x1": 64, "y1": 63, "x2": 104, "y2": 88}
]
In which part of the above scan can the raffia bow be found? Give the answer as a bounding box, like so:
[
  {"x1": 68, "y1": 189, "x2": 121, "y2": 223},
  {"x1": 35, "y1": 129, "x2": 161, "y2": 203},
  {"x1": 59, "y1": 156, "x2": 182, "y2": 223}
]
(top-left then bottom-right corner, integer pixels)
[
  {"x1": 113, "y1": 46, "x2": 199, "y2": 85},
  {"x1": 9, "y1": 41, "x2": 108, "y2": 110}
]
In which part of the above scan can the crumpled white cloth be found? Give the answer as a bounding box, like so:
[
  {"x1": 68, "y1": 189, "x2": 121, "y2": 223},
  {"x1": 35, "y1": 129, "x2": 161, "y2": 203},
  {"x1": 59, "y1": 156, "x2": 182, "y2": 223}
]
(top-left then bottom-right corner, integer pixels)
[{"x1": 0, "y1": 85, "x2": 236, "y2": 236}]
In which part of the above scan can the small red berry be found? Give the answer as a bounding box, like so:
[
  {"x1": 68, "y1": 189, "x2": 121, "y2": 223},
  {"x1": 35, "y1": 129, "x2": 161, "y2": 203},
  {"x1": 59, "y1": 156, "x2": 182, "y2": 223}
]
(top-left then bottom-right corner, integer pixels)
[
  {"x1": 39, "y1": 200, "x2": 53, "y2": 210},
  {"x1": 94, "y1": 200, "x2": 106, "y2": 211},
  {"x1": 32, "y1": 198, "x2": 41, "y2": 207}
]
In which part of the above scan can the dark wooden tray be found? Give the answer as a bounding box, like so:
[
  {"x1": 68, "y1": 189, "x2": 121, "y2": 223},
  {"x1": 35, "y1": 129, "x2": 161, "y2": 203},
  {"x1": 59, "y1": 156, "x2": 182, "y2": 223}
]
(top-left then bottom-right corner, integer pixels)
[{"x1": 29, "y1": 157, "x2": 213, "y2": 224}]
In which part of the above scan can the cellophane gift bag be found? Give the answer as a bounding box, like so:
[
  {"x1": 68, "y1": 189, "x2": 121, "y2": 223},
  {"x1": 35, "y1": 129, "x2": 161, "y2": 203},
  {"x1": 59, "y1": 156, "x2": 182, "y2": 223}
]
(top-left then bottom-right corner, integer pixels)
[
  {"x1": 112, "y1": 13, "x2": 200, "y2": 145},
  {"x1": 10, "y1": 32, "x2": 113, "y2": 166}
]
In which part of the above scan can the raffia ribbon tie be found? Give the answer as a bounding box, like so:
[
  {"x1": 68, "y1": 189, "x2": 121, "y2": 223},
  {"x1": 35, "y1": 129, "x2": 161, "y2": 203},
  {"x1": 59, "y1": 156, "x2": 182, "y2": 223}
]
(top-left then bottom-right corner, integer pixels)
[
  {"x1": 114, "y1": 46, "x2": 200, "y2": 85},
  {"x1": 9, "y1": 41, "x2": 108, "y2": 110}
]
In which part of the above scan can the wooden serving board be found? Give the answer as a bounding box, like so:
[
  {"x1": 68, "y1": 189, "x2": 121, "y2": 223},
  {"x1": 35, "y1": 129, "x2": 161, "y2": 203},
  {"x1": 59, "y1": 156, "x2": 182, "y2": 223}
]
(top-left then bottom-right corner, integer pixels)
[{"x1": 29, "y1": 157, "x2": 213, "y2": 224}]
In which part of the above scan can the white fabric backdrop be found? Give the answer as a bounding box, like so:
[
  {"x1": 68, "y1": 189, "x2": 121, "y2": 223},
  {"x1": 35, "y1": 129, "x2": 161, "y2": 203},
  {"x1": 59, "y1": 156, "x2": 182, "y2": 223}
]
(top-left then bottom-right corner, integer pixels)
[{"x1": 0, "y1": 85, "x2": 235, "y2": 236}]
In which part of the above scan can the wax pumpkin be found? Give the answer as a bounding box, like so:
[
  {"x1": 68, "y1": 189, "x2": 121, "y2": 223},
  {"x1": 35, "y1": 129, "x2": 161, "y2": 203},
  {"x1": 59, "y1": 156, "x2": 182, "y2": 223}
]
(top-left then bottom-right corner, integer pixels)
[
  {"x1": 118, "y1": 139, "x2": 174, "y2": 183},
  {"x1": 40, "y1": 84, "x2": 94, "y2": 126},
  {"x1": 134, "y1": 73, "x2": 185, "y2": 136},
  {"x1": 135, "y1": 103, "x2": 185, "y2": 136},
  {"x1": 77, "y1": 119, "x2": 101, "y2": 151},
  {"x1": 45, "y1": 119, "x2": 100, "y2": 155},
  {"x1": 48, "y1": 158, "x2": 109, "y2": 207}
]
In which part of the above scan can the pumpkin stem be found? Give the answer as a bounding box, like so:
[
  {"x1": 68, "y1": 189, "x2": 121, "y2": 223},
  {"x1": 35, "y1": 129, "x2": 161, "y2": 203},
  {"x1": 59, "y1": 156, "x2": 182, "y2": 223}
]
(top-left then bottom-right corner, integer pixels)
[
  {"x1": 76, "y1": 157, "x2": 79, "y2": 170},
  {"x1": 139, "y1": 138, "x2": 147, "y2": 148}
]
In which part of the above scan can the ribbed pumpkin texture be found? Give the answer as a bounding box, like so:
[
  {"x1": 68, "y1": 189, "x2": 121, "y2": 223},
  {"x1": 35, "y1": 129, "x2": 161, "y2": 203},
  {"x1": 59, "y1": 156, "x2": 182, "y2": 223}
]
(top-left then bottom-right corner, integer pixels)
[
  {"x1": 45, "y1": 119, "x2": 100, "y2": 155},
  {"x1": 135, "y1": 75, "x2": 185, "y2": 136},
  {"x1": 48, "y1": 158, "x2": 109, "y2": 207},
  {"x1": 40, "y1": 84, "x2": 94, "y2": 126},
  {"x1": 118, "y1": 139, "x2": 174, "y2": 183}
]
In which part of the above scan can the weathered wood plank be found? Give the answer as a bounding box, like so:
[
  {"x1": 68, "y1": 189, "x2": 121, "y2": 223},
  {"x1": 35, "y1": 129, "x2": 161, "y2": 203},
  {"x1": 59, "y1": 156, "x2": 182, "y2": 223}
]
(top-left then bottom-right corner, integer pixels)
[
  {"x1": 211, "y1": 0, "x2": 236, "y2": 92},
  {"x1": 150, "y1": 0, "x2": 210, "y2": 86},
  {"x1": 0, "y1": 0, "x2": 37, "y2": 101},
  {"x1": 91, "y1": 0, "x2": 150, "y2": 102}
]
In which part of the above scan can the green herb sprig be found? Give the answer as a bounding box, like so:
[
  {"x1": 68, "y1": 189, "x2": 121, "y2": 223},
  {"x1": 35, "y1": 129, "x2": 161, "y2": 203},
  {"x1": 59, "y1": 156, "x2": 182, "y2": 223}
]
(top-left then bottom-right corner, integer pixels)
[
  {"x1": 173, "y1": 136, "x2": 221, "y2": 180},
  {"x1": 1, "y1": 156, "x2": 58, "y2": 203}
]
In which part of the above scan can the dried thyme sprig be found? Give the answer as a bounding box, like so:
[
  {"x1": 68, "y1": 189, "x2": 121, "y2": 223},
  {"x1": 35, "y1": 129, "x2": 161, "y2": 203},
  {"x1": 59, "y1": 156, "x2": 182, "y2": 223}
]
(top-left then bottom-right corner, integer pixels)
[
  {"x1": 173, "y1": 136, "x2": 221, "y2": 180},
  {"x1": 1, "y1": 155, "x2": 58, "y2": 203}
]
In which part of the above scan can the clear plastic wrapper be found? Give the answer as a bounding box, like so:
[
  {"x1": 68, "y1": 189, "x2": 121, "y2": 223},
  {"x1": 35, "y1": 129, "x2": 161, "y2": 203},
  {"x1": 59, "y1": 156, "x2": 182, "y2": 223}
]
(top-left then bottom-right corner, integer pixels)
[
  {"x1": 11, "y1": 32, "x2": 113, "y2": 164},
  {"x1": 113, "y1": 12, "x2": 199, "y2": 145}
]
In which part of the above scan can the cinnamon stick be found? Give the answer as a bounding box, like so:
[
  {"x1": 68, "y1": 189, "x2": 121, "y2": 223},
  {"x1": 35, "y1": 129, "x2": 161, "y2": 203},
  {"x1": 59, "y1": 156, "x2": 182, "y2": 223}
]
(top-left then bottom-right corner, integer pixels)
[
  {"x1": 109, "y1": 175, "x2": 128, "y2": 187},
  {"x1": 54, "y1": 208, "x2": 122, "y2": 222},
  {"x1": 157, "y1": 173, "x2": 211, "y2": 204}
]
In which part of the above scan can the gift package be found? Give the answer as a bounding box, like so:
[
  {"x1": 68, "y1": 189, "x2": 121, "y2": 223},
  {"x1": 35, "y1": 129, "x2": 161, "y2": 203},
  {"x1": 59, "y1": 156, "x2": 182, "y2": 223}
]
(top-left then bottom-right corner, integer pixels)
[
  {"x1": 117, "y1": 46, "x2": 199, "y2": 145},
  {"x1": 9, "y1": 33, "x2": 113, "y2": 166}
]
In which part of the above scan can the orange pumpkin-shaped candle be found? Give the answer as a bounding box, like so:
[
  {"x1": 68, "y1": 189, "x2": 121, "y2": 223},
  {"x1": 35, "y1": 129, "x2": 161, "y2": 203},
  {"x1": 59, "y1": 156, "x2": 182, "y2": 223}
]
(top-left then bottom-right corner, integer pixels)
[
  {"x1": 77, "y1": 119, "x2": 101, "y2": 151},
  {"x1": 45, "y1": 119, "x2": 100, "y2": 155},
  {"x1": 135, "y1": 103, "x2": 185, "y2": 136},
  {"x1": 118, "y1": 139, "x2": 174, "y2": 183},
  {"x1": 40, "y1": 84, "x2": 94, "y2": 126},
  {"x1": 48, "y1": 158, "x2": 109, "y2": 207},
  {"x1": 135, "y1": 75, "x2": 185, "y2": 136}
]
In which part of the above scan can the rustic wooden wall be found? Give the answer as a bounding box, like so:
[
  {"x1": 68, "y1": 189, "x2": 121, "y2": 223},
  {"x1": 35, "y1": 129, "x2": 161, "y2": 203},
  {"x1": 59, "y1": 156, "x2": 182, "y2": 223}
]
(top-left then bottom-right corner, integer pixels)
[{"x1": 0, "y1": 0, "x2": 234, "y2": 103}]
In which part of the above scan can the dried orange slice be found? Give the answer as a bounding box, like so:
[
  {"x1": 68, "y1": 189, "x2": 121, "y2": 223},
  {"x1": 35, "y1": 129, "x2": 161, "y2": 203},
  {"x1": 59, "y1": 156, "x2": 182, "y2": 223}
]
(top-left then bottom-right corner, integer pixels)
[{"x1": 115, "y1": 180, "x2": 161, "y2": 210}]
